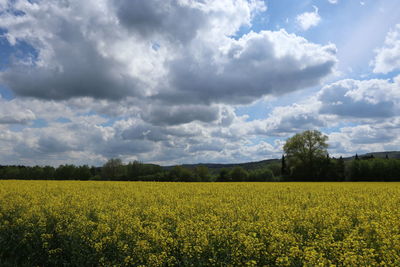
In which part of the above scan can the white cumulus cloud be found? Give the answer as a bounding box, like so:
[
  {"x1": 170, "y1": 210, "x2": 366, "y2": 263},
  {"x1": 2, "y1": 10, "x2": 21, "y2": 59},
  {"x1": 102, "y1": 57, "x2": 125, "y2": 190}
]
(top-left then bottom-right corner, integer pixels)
[
  {"x1": 319, "y1": 77, "x2": 400, "y2": 118},
  {"x1": 372, "y1": 24, "x2": 400, "y2": 74},
  {"x1": 296, "y1": 6, "x2": 321, "y2": 31}
]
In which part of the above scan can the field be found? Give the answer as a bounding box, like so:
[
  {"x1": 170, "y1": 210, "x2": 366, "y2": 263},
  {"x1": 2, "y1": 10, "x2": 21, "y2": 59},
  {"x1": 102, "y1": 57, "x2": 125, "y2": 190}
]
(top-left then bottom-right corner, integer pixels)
[{"x1": 1, "y1": 181, "x2": 400, "y2": 266}]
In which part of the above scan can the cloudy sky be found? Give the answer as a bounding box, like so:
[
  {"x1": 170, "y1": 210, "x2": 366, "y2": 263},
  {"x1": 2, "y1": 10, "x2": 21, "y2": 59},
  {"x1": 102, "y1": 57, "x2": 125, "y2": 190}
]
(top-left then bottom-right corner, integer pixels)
[{"x1": 0, "y1": 0, "x2": 399, "y2": 166}]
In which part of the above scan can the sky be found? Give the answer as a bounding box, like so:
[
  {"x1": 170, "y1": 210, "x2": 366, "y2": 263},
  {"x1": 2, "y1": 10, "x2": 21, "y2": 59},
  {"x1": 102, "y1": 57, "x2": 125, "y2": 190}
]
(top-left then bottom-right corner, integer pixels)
[{"x1": 0, "y1": 0, "x2": 399, "y2": 166}]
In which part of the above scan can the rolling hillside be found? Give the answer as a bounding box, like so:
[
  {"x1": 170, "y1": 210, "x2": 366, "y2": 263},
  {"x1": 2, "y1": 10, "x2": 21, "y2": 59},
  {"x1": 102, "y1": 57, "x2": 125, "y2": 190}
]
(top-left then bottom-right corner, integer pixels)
[{"x1": 164, "y1": 151, "x2": 400, "y2": 172}]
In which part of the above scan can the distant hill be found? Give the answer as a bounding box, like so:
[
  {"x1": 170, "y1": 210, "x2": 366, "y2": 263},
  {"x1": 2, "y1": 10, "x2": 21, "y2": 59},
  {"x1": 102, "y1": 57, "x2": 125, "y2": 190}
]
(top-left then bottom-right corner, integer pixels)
[
  {"x1": 344, "y1": 151, "x2": 400, "y2": 160},
  {"x1": 164, "y1": 151, "x2": 400, "y2": 173},
  {"x1": 164, "y1": 158, "x2": 280, "y2": 174}
]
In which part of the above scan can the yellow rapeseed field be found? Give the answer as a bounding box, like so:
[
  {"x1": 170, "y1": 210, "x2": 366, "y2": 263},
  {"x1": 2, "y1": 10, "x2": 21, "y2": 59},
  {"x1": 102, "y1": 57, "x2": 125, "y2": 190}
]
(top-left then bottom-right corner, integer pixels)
[{"x1": 0, "y1": 181, "x2": 399, "y2": 266}]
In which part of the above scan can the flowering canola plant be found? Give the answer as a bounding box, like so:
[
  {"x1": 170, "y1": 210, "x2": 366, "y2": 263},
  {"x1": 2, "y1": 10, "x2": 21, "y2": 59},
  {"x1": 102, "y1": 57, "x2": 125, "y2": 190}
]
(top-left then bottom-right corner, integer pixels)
[{"x1": 0, "y1": 181, "x2": 399, "y2": 266}]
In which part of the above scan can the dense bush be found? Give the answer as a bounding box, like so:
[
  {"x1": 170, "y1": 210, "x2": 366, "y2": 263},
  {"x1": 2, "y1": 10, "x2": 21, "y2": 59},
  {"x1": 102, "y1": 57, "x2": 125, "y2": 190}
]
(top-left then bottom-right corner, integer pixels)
[{"x1": 348, "y1": 158, "x2": 400, "y2": 181}]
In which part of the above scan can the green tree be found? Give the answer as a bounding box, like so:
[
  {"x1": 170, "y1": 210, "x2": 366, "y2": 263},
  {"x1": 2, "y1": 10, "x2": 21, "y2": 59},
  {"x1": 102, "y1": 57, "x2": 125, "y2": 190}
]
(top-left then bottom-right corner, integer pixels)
[
  {"x1": 268, "y1": 163, "x2": 281, "y2": 178},
  {"x1": 283, "y1": 130, "x2": 328, "y2": 180},
  {"x1": 168, "y1": 166, "x2": 193, "y2": 182},
  {"x1": 349, "y1": 159, "x2": 361, "y2": 181},
  {"x1": 281, "y1": 155, "x2": 287, "y2": 176},
  {"x1": 127, "y1": 160, "x2": 142, "y2": 180},
  {"x1": 218, "y1": 168, "x2": 230, "y2": 182},
  {"x1": 193, "y1": 166, "x2": 211, "y2": 182},
  {"x1": 55, "y1": 165, "x2": 76, "y2": 180},
  {"x1": 101, "y1": 158, "x2": 125, "y2": 180},
  {"x1": 2, "y1": 166, "x2": 20, "y2": 179},
  {"x1": 229, "y1": 167, "x2": 248, "y2": 182},
  {"x1": 248, "y1": 168, "x2": 275, "y2": 181},
  {"x1": 42, "y1": 166, "x2": 56, "y2": 180},
  {"x1": 75, "y1": 165, "x2": 92, "y2": 180},
  {"x1": 336, "y1": 156, "x2": 345, "y2": 181}
]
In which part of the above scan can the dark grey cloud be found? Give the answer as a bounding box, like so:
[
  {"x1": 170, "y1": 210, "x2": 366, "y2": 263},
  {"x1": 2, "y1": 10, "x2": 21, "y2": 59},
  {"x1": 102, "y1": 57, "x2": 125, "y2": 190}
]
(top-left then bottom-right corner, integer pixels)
[
  {"x1": 149, "y1": 145, "x2": 190, "y2": 162},
  {"x1": 37, "y1": 136, "x2": 73, "y2": 154},
  {"x1": 351, "y1": 131, "x2": 395, "y2": 144},
  {"x1": 0, "y1": 0, "x2": 264, "y2": 103},
  {"x1": 188, "y1": 141, "x2": 225, "y2": 153},
  {"x1": 142, "y1": 105, "x2": 220, "y2": 126},
  {"x1": 115, "y1": 0, "x2": 207, "y2": 44},
  {"x1": 12, "y1": 134, "x2": 76, "y2": 160},
  {"x1": 99, "y1": 139, "x2": 155, "y2": 158},
  {"x1": 122, "y1": 123, "x2": 168, "y2": 142},
  {"x1": 270, "y1": 113, "x2": 325, "y2": 134},
  {"x1": 121, "y1": 121, "x2": 199, "y2": 142},
  {"x1": 0, "y1": 1, "x2": 336, "y2": 109},
  {"x1": 1, "y1": 21, "x2": 141, "y2": 100},
  {"x1": 159, "y1": 30, "x2": 337, "y2": 105}
]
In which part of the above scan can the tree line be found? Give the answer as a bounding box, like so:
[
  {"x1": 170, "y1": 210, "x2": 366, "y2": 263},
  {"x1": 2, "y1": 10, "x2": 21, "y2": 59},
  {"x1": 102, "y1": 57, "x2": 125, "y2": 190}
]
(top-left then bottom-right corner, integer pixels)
[
  {"x1": 1, "y1": 130, "x2": 399, "y2": 181},
  {"x1": 280, "y1": 155, "x2": 400, "y2": 181},
  {"x1": 0, "y1": 160, "x2": 277, "y2": 182},
  {"x1": 1, "y1": 156, "x2": 399, "y2": 182},
  {"x1": 281, "y1": 130, "x2": 400, "y2": 181}
]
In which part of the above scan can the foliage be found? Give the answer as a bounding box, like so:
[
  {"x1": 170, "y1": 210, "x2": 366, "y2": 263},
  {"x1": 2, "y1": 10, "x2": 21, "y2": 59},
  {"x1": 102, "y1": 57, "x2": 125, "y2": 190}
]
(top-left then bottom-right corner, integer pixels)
[
  {"x1": 1, "y1": 153, "x2": 400, "y2": 182},
  {"x1": 193, "y1": 166, "x2": 213, "y2": 182},
  {"x1": 229, "y1": 166, "x2": 248, "y2": 181},
  {"x1": 284, "y1": 130, "x2": 329, "y2": 179},
  {"x1": 126, "y1": 161, "x2": 163, "y2": 181},
  {"x1": 101, "y1": 158, "x2": 125, "y2": 180},
  {"x1": 281, "y1": 155, "x2": 287, "y2": 176},
  {"x1": 349, "y1": 158, "x2": 400, "y2": 181},
  {"x1": 217, "y1": 168, "x2": 230, "y2": 182},
  {"x1": 248, "y1": 168, "x2": 275, "y2": 182},
  {"x1": 1, "y1": 181, "x2": 400, "y2": 266}
]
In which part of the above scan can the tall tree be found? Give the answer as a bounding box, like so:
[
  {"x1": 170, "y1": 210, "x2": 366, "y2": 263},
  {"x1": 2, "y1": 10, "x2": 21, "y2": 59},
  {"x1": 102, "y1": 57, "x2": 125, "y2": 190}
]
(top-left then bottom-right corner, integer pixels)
[
  {"x1": 281, "y1": 155, "x2": 287, "y2": 176},
  {"x1": 101, "y1": 158, "x2": 125, "y2": 180},
  {"x1": 283, "y1": 130, "x2": 328, "y2": 179},
  {"x1": 193, "y1": 166, "x2": 211, "y2": 182},
  {"x1": 229, "y1": 167, "x2": 248, "y2": 182},
  {"x1": 168, "y1": 166, "x2": 193, "y2": 182},
  {"x1": 337, "y1": 156, "x2": 345, "y2": 181},
  {"x1": 218, "y1": 168, "x2": 230, "y2": 182}
]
